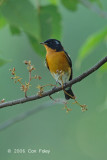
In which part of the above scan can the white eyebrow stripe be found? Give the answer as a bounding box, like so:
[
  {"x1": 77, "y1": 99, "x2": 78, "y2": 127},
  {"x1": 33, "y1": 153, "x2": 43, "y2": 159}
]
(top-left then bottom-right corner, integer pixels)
[{"x1": 55, "y1": 41, "x2": 59, "y2": 44}]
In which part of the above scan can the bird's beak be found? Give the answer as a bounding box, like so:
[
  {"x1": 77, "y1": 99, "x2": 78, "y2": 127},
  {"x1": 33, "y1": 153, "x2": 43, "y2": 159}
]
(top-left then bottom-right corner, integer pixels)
[{"x1": 40, "y1": 42, "x2": 47, "y2": 45}]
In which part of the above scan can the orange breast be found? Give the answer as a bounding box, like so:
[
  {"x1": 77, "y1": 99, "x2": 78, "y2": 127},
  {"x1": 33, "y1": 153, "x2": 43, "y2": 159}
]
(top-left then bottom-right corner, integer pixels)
[{"x1": 46, "y1": 50, "x2": 71, "y2": 74}]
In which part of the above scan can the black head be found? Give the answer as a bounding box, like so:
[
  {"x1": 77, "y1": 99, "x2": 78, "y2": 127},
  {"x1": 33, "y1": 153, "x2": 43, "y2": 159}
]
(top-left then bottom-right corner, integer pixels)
[{"x1": 40, "y1": 39, "x2": 64, "y2": 52}]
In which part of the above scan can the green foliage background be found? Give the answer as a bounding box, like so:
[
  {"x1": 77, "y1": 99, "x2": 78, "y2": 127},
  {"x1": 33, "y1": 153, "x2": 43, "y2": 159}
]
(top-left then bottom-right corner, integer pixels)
[{"x1": 0, "y1": 0, "x2": 107, "y2": 160}]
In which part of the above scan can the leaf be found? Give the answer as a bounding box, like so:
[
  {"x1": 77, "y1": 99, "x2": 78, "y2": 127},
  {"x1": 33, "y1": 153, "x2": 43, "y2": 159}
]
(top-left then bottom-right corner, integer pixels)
[
  {"x1": 0, "y1": 58, "x2": 8, "y2": 67},
  {"x1": 101, "y1": 63, "x2": 107, "y2": 72},
  {"x1": 61, "y1": 0, "x2": 79, "y2": 11},
  {"x1": 78, "y1": 26, "x2": 107, "y2": 61},
  {"x1": 0, "y1": 0, "x2": 40, "y2": 40},
  {"x1": 61, "y1": 0, "x2": 102, "y2": 11},
  {"x1": 39, "y1": 5, "x2": 61, "y2": 41},
  {"x1": 0, "y1": 11, "x2": 7, "y2": 29},
  {"x1": 100, "y1": 57, "x2": 107, "y2": 72},
  {"x1": 28, "y1": 35, "x2": 45, "y2": 57},
  {"x1": 9, "y1": 25, "x2": 21, "y2": 35},
  {"x1": 28, "y1": 5, "x2": 62, "y2": 56}
]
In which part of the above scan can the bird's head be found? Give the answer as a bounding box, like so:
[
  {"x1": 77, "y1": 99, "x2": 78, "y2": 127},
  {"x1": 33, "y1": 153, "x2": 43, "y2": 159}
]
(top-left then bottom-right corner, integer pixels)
[{"x1": 40, "y1": 39, "x2": 64, "y2": 52}]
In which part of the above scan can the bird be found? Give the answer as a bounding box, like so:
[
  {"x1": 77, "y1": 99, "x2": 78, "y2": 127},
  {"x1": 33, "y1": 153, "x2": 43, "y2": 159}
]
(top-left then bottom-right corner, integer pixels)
[{"x1": 40, "y1": 39, "x2": 75, "y2": 100}]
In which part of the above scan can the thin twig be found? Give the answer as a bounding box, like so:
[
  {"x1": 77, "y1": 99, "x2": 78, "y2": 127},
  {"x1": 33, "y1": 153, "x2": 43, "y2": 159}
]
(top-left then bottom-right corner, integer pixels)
[
  {"x1": 29, "y1": 71, "x2": 31, "y2": 83},
  {"x1": 0, "y1": 56, "x2": 107, "y2": 109},
  {"x1": 79, "y1": 0, "x2": 107, "y2": 19},
  {"x1": 0, "y1": 99, "x2": 65, "y2": 131}
]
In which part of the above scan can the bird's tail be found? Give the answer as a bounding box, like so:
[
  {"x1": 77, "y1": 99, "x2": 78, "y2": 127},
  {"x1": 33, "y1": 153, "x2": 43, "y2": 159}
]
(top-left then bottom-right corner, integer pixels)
[{"x1": 64, "y1": 87, "x2": 75, "y2": 100}]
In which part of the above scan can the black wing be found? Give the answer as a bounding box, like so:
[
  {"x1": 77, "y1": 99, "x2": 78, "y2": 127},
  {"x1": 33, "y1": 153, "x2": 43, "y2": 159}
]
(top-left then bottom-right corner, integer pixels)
[{"x1": 64, "y1": 51, "x2": 73, "y2": 80}]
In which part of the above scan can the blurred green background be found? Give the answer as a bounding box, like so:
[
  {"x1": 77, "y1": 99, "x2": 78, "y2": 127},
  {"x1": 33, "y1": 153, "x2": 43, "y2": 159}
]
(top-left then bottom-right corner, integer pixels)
[{"x1": 0, "y1": 0, "x2": 107, "y2": 160}]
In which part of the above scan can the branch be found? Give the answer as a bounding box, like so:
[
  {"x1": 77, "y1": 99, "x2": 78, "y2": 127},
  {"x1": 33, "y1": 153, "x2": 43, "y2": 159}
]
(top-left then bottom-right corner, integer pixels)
[
  {"x1": 79, "y1": 0, "x2": 107, "y2": 19},
  {"x1": 0, "y1": 56, "x2": 107, "y2": 109}
]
